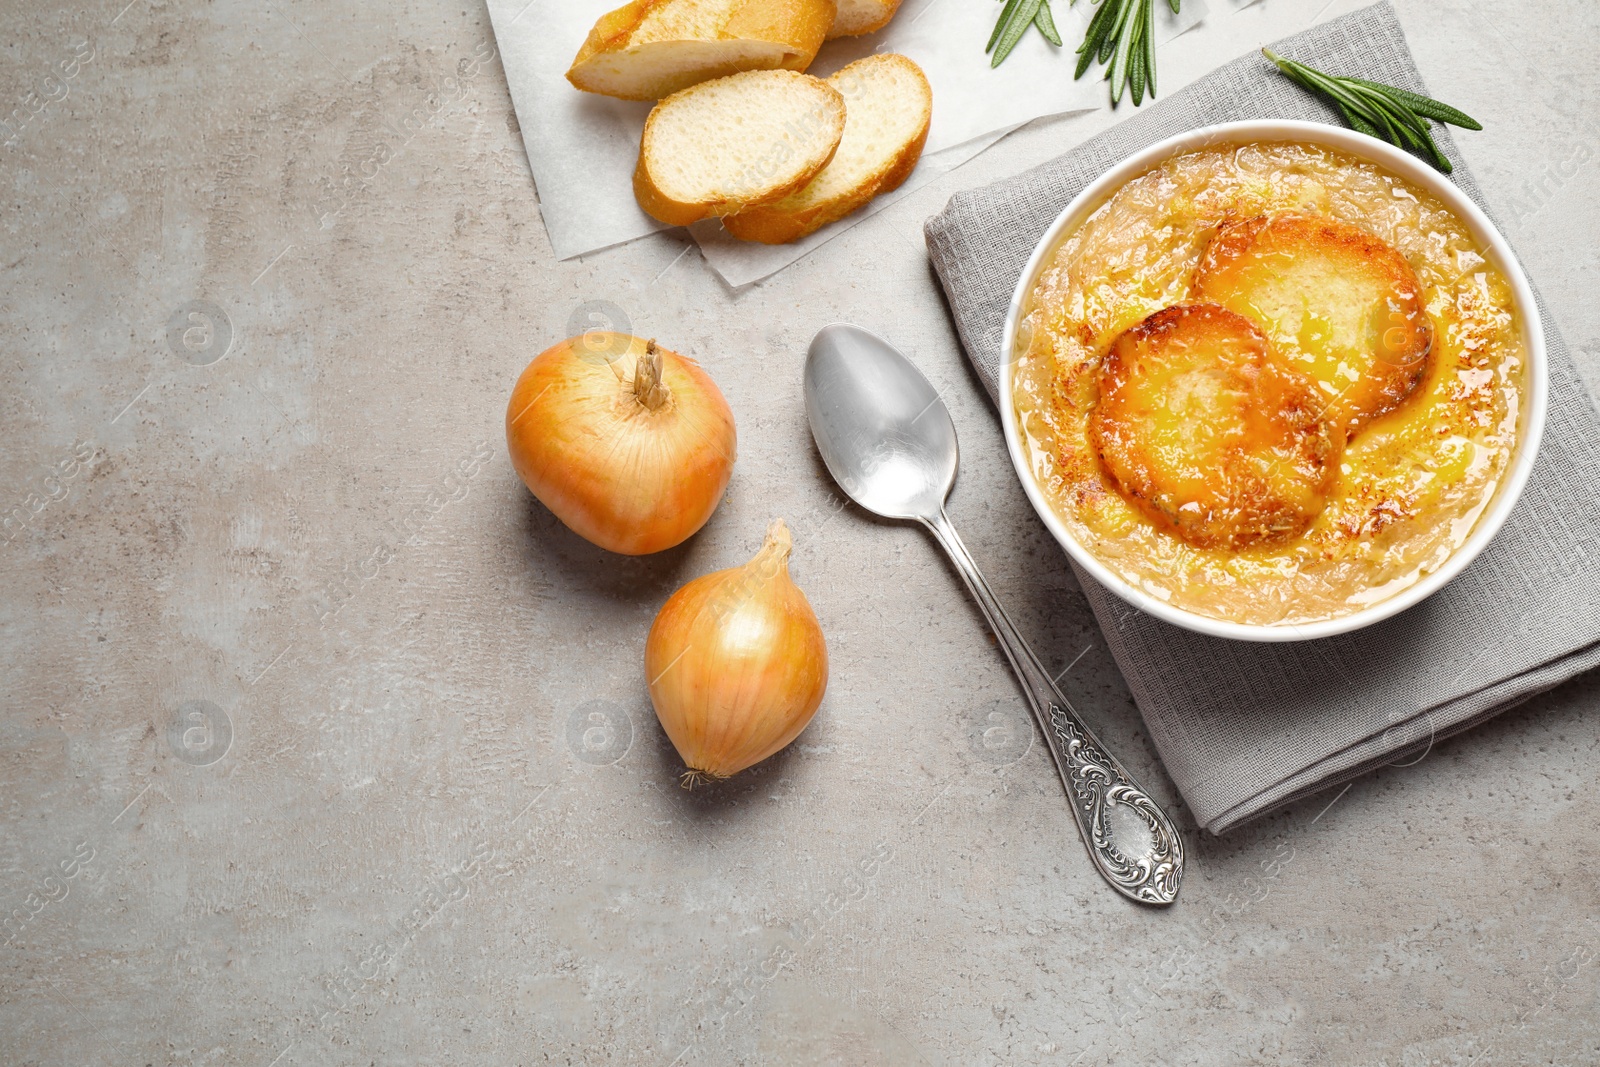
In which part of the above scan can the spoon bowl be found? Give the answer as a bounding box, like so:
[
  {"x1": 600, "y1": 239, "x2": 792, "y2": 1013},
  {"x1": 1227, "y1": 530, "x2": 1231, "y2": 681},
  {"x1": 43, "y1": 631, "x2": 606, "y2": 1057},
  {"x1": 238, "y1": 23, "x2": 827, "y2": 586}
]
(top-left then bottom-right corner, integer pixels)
[{"x1": 805, "y1": 323, "x2": 958, "y2": 522}]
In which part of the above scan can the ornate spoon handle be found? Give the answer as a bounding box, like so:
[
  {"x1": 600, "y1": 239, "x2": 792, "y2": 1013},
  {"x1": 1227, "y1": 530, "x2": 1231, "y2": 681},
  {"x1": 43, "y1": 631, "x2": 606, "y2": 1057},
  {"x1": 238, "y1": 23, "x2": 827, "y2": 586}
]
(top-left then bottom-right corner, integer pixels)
[{"x1": 923, "y1": 509, "x2": 1184, "y2": 905}]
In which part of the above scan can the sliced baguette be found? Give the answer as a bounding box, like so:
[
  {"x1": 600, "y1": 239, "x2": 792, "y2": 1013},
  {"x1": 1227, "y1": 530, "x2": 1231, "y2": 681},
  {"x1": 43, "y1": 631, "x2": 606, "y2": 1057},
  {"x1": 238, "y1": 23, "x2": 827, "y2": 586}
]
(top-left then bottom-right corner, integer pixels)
[
  {"x1": 568, "y1": 0, "x2": 838, "y2": 101},
  {"x1": 633, "y1": 69, "x2": 847, "y2": 226},
  {"x1": 723, "y1": 53, "x2": 930, "y2": 244},
  {"x1": 827, "y1": 0, "x2": 904, "y2": 37}
]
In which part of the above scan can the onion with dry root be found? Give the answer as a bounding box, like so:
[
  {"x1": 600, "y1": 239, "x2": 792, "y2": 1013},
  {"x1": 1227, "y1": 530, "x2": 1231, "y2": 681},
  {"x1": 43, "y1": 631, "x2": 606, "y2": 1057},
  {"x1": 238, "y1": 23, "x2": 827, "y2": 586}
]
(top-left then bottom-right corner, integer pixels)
[
  {"x1": 506, "y1": 332, "x2": 736, "y2": 555},
  {"x1": 646, "y1": 520, "x2": 828, "y2": 785}
]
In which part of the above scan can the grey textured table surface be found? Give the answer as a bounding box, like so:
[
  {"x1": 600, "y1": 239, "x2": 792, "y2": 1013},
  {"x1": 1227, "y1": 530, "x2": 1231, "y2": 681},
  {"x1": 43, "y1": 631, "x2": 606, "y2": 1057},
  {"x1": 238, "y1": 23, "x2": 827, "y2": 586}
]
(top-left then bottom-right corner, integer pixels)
[{"x1": 2, "y1": 0, "x2": 1596, "y2": 1064}]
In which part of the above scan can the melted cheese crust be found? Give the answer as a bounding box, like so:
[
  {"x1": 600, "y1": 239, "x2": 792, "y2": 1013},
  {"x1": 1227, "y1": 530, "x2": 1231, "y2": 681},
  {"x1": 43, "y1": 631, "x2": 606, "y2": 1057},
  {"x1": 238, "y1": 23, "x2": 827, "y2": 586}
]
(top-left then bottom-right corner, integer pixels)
[
  {"x1": 1013, "y1": 142, "x2": 1526, "y2": 626},
  {"x1": 1193, "y1": 211, "x2": 1433, "y2": 433},
  {"x1": 1092, "y1": 304, "x2": 1340, "y2": 550}
]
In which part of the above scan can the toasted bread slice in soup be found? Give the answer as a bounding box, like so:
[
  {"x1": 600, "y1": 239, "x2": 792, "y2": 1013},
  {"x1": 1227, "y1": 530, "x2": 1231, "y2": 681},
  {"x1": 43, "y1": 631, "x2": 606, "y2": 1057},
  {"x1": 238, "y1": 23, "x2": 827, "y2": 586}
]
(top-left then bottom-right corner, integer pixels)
[
  {"x1": 568, "y1": 0, "x2": 838, "y2": 101},
  {"x1": 723, "y1": 54, "x2": 930, "y2": 244},
  {"x1": 827, "y1": 0, "x2": 905, "y2": 37},
  {"x1": 1192, "y1": 212, "x2": 1433, "y2": 434},
  {"x1": 633, "y1": 69, "x2": 846, "y2": 226},
  {"x1": 1091, "y1": 304, "x2": 1342, "y2": 551}
]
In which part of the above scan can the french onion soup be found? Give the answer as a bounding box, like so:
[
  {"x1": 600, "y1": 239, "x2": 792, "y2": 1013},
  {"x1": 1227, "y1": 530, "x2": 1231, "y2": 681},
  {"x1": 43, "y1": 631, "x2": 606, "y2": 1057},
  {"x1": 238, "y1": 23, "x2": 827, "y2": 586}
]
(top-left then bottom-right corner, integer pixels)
[{"x1": 1012, "y1": 141, "x2": 1527, "y2": 625}]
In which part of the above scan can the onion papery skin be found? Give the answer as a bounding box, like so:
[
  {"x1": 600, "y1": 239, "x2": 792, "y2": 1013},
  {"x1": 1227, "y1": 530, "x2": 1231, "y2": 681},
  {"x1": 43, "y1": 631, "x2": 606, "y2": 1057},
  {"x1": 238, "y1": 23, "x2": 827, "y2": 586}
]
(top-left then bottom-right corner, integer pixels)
[
  {"x1": 645, "y1": 521, "x2": 828, "y2": 782},
  {"x1": 506, "y1": 333, "x2": 736, "y2": 555}
]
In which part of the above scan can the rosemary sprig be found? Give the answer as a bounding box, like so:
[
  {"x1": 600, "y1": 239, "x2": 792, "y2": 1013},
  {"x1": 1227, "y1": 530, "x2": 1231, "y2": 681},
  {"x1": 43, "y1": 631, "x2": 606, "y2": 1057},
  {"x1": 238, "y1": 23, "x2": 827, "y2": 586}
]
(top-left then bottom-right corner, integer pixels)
[
  {"x1": 1076, "y1": 0, "x2": 1176, "y2": 106},
  {"x1": 988, "y1": 0, "x2": 1178, "y2": 109},
  {"x1": 1262, "y1": 49, "x2": 1482, "y2": 173}
]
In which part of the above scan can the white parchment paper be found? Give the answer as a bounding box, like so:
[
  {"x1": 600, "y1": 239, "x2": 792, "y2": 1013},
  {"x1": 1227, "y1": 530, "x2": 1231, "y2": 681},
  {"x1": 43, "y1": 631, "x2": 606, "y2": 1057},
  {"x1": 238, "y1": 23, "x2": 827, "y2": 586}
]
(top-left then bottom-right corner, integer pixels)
[{"x1": 487, "y1": 0, "x2": 1207, "y2": 281}]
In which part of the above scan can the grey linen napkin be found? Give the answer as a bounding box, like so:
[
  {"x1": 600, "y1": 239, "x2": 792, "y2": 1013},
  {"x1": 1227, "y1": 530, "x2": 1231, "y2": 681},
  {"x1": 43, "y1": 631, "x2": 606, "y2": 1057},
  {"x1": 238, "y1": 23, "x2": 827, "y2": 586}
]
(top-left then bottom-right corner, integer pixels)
[{"x1": 924, "y1": 2, "x2": 1600, "y2": 834}]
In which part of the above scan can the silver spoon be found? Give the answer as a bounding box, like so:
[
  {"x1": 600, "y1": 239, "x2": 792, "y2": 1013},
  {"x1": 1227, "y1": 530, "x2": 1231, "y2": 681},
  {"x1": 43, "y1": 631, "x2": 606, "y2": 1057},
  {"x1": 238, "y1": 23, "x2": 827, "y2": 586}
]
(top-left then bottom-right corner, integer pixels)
[{"x1": 803, "y1": 323, "x2": 1184, "y2": 906}]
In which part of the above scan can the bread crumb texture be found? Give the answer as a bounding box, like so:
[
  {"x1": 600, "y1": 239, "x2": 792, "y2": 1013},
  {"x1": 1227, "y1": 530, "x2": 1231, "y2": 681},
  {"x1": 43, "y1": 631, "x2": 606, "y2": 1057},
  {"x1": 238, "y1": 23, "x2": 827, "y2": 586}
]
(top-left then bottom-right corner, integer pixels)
[
  {"x1": 635, "y1": 69, "x2": 846, "y2": 224},
  {"x1": 723, "y1": 53, "x2": 929, "y2": 243}
]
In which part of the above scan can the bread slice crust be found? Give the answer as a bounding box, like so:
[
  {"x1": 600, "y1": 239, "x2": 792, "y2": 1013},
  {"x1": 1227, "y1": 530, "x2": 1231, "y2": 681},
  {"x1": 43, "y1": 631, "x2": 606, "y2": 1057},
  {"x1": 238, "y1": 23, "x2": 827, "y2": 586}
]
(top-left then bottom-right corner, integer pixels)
[
  {"x1": 826, "y1": 0, "x2": 905, "y2": 37},
  {"x1": 568, "y1": 0, "x2": 838, "y2": 101},
  {"x1": 723, "y1": 53, "x2": 930, "y2": 244},
  {"x1": 1092, "y1": 304, "x2": 1342, "y2": 551},
  {"x1": 1192, "y1": 211, "x2": 1433, "y2": 434},
  {"x1": 633, "y1": 69, "x2": 847, "y2": 226}
]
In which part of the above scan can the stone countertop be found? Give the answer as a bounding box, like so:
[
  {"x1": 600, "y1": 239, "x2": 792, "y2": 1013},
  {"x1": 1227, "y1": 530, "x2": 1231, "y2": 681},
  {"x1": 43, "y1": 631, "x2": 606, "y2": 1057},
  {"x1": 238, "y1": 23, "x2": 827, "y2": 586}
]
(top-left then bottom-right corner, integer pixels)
[{"x1": 2, "y1": 0, "x2": 1596, "y2": 1063}]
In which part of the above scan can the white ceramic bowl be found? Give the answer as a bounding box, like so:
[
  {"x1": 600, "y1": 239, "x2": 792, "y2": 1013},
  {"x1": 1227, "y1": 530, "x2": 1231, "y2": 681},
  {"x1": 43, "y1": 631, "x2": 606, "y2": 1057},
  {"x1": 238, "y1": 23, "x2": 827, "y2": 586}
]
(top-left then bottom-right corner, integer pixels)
[{"x1": 999, "y1": 120, "x2": 1548, "y2": 642}]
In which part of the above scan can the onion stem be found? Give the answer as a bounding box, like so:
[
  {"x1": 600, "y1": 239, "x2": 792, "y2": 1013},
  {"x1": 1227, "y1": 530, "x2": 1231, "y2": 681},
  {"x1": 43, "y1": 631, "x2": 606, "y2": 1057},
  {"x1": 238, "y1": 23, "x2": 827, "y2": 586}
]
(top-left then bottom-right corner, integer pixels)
[
  {"x1": 754, "y1": 518, "x2": 792, "y2": 572},
  {"x1": 634, "y1": 340, "x2": 671, "y2": 411}
]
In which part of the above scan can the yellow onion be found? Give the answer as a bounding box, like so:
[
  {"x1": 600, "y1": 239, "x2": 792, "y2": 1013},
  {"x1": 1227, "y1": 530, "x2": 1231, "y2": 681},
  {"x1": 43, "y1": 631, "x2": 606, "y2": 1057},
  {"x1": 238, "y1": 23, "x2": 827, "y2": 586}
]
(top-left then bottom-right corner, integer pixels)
[
  {"x1": 645, "y1": 519, "x2": 828, "y2": 785},
  {"x1": 506, "y1": 333, "x2": 736, "y2": 555}
]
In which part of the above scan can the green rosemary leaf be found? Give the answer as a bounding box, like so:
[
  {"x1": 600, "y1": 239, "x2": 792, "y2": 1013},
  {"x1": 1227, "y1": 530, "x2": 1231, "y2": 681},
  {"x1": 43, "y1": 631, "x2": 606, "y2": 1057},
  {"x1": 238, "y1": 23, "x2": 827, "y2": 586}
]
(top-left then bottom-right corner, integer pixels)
[
  {"x1": 1075, "y1": 40, "x2": 1098, "y2": 78},
  {"x1": 1356, "y1": 89, "x2": 1451, "y2": 172},
  {"x1": 1297, "y1": 64, "x2": 1379, "y2": 122},
  {"x1": 1075, "y1": 5, "x2": 1106, "y2": 77},
  {"x1": 1034, "y1": 0, "x2": 1062, "y2": 47},
  {"x1": 1352, "y1": 87, "x2": 1412, "y2": 146},
  {"x1": 1419, "y1": 129, "x2": 1454, "y2": 172},
  {"x1": 1143, "y1": 0, "x2": 1157, "y2": 99},
  {"x1": 1389, "y1": 99, "x2": 1453, "y2": 171},
  {"x1": 1336, "y1": 102, "x2": 1382, "y2": 140},
  {"x1": 1261, "y1": 48, "x2": 1475, "y2": 172},
  {"x1": 1350, "y1": 83, "x2": 1431, "y2": 137},
  {"x1": 1097, "y1": 5, "x2": 1120, "y2": 65},
  {"x1": 1373, "y1": 99, "x2": 1421, "y2": 150},
  {"x1": 1129, "y1": 4, "x2": 1150, "y2": 105},
  {"x1": 1128, "y1": 32, "x2": 1146, "y2": 105},
  {"x1": 1078, "y1": 0, "x2": 1119, "y2": 60},
  {"x1": 988, "y1": 0, "x2": 1025, "y2": 53},
  {"x1": 1349, "y1": 84, "x2": 1427, "y2": 145},
  {"x1": 1346, "y1": 78, "x2": 1482, "y2": 130},
  {"x1": 1107, "y1": 0, "x2": 1140, "y2": 103},
  {"x1": 1361, "y1": 87, "x2": 1452, "y2": 170},
  {"x1": 993, "y1": 0, "x2": 1047, "y2": 66}
]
